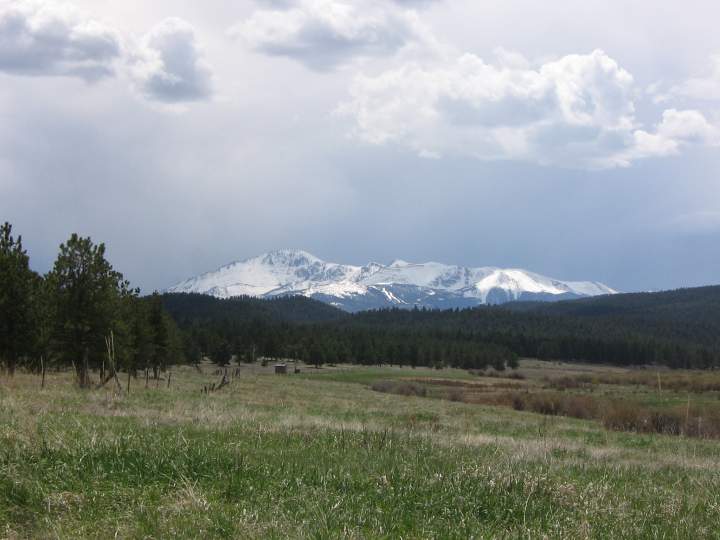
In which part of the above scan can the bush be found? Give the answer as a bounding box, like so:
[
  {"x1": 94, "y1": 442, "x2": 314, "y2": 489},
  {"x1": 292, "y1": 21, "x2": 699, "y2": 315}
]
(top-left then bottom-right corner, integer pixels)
[
  {"x1": 602, "y1": 404, "x2": 642, "y2": 432},
  {"x1": 562, "y1": 395, "x2": 599, "y2": 420},
  {"x1": 506, "y1": 392, "x2": 599, "y2": 420},
  {"x1": 602, "y1": 404, "x2": 720, "y2": 438},
  {"x1": 511, "y1": 394, "x2": 526, "y2": 411},
  {"x1": 470, "y1": 370, "x2": 525, "y2": 380}
]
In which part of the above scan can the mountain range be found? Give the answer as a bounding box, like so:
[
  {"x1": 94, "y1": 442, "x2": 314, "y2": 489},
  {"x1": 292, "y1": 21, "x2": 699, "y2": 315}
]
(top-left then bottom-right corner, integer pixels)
[{"x1": 166, "y1": 249, "x2": 617, "y2": 312}]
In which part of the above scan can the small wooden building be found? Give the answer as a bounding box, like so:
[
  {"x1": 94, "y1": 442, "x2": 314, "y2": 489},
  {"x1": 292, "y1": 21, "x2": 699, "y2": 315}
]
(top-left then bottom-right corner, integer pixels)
[{"x1": 274, "y1": 364, "x2": 288, "y2": 375}]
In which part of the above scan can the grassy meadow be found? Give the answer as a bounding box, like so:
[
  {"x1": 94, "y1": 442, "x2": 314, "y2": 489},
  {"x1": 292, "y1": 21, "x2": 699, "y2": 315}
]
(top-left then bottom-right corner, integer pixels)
[{"x1": 1, "y1": 361, "x2": 720, "y2": 538}]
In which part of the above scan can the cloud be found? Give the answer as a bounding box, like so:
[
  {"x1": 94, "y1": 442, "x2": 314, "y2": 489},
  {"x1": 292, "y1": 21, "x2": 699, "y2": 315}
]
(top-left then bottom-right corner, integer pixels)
[
  {"x1": 129, "y1": 17, "x2": 213, "y2": 104},
  {"x1": 339, "y1": 49, "x2": 719, "y2": 169},
  {"x1": 670, "y1": 54, "x2": 720, "y2": 101},
  {"x1": 614, "y1": 108, "x2": 719, "y2": 167},
  {"x1": 0, "y1": 0, "x2": 121, "y2": 80},
  {"x1": 230, "y1": 0, "x2": 430, "y2": 71},
  {"x1": 0, "y1": 2, "x2": 213, "y2": 106},
  {"x1": 256, "y1": 0, "x2": 440, "y2": 8}
]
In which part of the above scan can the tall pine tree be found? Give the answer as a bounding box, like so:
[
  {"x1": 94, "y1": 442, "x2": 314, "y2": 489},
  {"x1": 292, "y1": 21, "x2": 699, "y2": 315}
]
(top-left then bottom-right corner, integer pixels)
[
  {"x1": 0, "y1": 223, "x2": 36, "y2": 375},
  {"x1": 46, "y1": 234, "x2": 126, "y2": 387}
]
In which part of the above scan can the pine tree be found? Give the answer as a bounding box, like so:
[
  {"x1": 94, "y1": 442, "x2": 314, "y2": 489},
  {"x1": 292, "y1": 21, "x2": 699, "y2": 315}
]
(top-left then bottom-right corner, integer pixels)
[
  {"x1": 0, "y1": 223, "x2": 37, "y2": 375},
  {"x1": 212, "y1": 340, "x2": 232, "y2": 366},
  {"x1": 148, "y1": 293, "x2": 169, "y2": 378},
  {"x1": 46, "y1": 234, "x2": 125, "y2": 387}
]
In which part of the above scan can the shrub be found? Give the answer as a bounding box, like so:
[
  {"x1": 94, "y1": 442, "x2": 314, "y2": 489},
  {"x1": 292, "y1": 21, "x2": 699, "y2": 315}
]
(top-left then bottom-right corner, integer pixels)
[
  {"x1": 510, "y1": 394, "x2": 526, "y2": 411},
  {"x1": 562, "y1": 395, "x2": 599, "y2": 420},
  {"x1": 602, "y1": 404, "x2": 644, "y2": 432},
  {"x1": 505, "y1": 392, "x2": 599, "y2": 420},
  {"x1": 470, "y1": 370, "x2": 526, "y2": 380}
]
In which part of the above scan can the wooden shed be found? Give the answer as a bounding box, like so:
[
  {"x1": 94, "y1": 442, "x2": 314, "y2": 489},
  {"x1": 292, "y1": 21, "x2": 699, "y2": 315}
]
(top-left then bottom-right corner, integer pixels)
[{"x1": 274, "y1": 364, "x2": 288, "y2": 375}]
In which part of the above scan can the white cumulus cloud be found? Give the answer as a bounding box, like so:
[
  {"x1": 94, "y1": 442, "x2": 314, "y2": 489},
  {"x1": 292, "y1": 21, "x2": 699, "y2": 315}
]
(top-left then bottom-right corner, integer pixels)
[
  {"x1": 619, "y1": 109, "x2": 720, "y2": 164},
  {"x1": 339, "y1": 49, "x2": 719, "y2": 169},
  {"x1": 0, "y1": 0, "x2": 121, "y2": 80},
  {"x1": 230, "y1": 0, "x2": 431, "y2": 71}
]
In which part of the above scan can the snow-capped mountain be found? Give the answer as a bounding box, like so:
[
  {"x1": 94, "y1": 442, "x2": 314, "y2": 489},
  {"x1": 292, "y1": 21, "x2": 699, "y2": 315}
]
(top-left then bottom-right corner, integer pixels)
[{"x1": 166, "y1": 249, "x2": 617, "y2": 312}]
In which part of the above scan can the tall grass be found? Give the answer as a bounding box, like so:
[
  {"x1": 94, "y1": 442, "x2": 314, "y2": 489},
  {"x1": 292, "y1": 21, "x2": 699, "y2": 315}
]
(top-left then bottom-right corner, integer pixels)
[
  {"x1": 373, "y1": 376, "x2": 720, "y2": 439},
  {"x1": 545, "y1": 371, "x2": 720, "y2": 393},
  {"x1": 2, "y1": 367, "x2": 720, "y2": 537}
]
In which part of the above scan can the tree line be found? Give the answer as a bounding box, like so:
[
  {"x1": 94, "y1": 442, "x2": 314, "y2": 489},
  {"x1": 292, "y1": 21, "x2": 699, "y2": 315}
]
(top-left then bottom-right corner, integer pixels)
[
  {"x1": 3, "y1": 220, "x2": 719, "y2": 383},
  {"x1": 0, "y1": 223, "x2": 183, "y2": 386},
  {"x1": 162, "y1": 291, "x2": 720, "y2": 371}
]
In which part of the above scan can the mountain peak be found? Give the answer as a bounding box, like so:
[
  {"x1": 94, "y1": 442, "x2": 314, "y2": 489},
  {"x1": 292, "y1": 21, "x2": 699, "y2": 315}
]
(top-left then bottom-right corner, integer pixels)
[
  {"x1": 167, "y1": 251, "x2": 617, "y2": 312},
  {"x1": 255, "y1": 249, "x2": 322, "y2": 266}
]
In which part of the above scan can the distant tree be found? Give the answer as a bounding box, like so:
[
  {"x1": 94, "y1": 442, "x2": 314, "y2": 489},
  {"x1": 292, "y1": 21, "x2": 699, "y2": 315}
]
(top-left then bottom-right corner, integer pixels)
[
  {"x1": 491, "y1": 354, "x2": 506, "y2": 372},
  {"x1": 308, "y1": 337, "x2": 325, "y2": 369},
  {"x1": 409, "y1": 343, "x2": 419, "y2": 369},
  {"x1": 186, "y1": 337, "x2": 202, "y2": 366},
  {"x1": 46, "y1": 234, "x2": 126, "y2": 387},
  {"x1": 0, "y1": 223, "x2": 37, "y2": 375},
  {"x1": 127, "y1": 295, "x2": 154, "y2": 378},
  {"x1": 212, "y1": 340, "x2": 232, "y2": 366},
  {"x1": 148, "y1": 293, "x2": 169, "y2": 378}
]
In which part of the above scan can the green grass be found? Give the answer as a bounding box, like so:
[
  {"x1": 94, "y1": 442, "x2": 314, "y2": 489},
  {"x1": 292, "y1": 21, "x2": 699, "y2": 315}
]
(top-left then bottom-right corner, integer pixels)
[{"x1": 1, "y1": 363, "x2": 720, "y2": 538}]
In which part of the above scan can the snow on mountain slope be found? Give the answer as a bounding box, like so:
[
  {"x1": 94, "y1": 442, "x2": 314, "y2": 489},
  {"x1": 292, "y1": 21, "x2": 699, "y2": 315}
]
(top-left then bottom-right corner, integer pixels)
[{"x1": 167, "y1": 249, "x2": 618, "y2": 312}]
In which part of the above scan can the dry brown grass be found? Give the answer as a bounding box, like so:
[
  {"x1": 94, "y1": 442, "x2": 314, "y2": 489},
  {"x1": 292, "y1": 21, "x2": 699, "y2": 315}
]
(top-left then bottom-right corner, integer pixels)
[
  {"x1": 603, "y1": 402, "x2": 720, "y2": 438},
  {"x1": 368, "y1": 363, "x2": 720, "y2": 441},
  {"x1": 542, "y1": 370, "x2": 720, "y2": 394}
]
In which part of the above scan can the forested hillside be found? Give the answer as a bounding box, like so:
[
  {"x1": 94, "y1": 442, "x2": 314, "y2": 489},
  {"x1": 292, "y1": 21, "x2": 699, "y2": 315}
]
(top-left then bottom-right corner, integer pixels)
[
  {"x1": 160, "y1": 293, "x2": 517, "y2": 370},
  {"x1": 161, "y1": 293, "x2": 347, "y2": 325},
  {"x1": 161, "y1": 286, "x2": 720, "y2": 370},
  {"x1": 508, "y1": 287, "x2": 720, "y2": 348}
]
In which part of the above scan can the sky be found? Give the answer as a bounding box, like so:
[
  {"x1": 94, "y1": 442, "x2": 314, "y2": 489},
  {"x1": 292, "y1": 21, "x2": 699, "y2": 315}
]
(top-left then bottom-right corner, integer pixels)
[{"x1": 1, "y1": 0, "x2": 719, "y2": 294}]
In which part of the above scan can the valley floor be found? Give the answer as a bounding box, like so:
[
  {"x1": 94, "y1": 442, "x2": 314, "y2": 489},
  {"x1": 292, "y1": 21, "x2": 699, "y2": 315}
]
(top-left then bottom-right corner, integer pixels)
[{"x1": 1, "y1": 361, "x2": 719, "y2": 538}]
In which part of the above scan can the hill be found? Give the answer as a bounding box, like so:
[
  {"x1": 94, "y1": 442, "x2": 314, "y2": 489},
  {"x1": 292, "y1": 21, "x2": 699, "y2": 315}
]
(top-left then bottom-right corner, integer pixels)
[
  {"x1": 161, "y1": 285, "x2": 720, "y2": 370},
  {"x1": 160, "y1": 293, "x2": 347, "y2": 325}
]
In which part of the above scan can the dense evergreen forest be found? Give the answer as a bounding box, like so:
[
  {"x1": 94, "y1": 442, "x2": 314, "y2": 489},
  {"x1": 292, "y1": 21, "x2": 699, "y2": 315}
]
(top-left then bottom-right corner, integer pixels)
[
  {"x1": 161, "y1": 285, "x2": 720, "y2": 370},
  {"x1": 2, "y1": 219, "x2": 719, "y2": 385},
  {"x1": 163, "y1": 293, "x2": 517, "y2": 371}
]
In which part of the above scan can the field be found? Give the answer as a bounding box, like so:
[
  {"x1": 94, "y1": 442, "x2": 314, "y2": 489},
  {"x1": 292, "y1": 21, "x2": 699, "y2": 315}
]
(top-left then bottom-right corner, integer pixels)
[{"x1": 1, "y1": 361, "x2": 720, "y2": 538}]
